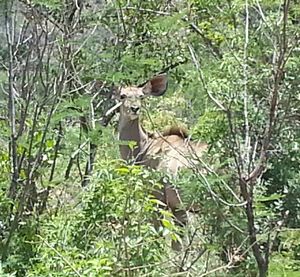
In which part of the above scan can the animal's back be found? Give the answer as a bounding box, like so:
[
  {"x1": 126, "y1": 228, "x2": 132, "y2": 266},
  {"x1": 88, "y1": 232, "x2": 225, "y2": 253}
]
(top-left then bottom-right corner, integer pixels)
[{"x1": 144, "y1": 132, "x2": 208, "y2": 175}]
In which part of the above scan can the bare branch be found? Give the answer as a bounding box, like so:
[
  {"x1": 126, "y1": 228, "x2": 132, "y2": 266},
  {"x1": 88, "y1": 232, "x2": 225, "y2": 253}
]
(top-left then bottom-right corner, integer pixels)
[
  {"x1": 187, "y1": 44, "x2": 227, "y2": 112},
  {"x1": 37, "y1": 235, "x2": 82, "y2": 277},
  {"x1": 242, "y1": 0, "x2": 250, "y2": 174},
  {"x1": 6, "y1": 0, "x2": 19, "y2": 200}
]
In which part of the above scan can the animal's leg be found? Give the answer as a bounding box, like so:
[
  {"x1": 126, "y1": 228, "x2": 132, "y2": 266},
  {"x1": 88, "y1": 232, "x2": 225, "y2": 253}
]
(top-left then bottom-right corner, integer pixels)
[
  {"x1": 151, "y1": 180, "x2": 188, "y2": 251},
  {"x1": 152, "y1": 181, "x2": 188, "y2": 226},
  {"x1": 164, "y1": 183, "x2": 188, "y2": 226},
  {"x1": 151, "y1": 186, "x2": 166, "y2": 231},
  {"x1": 163, "y1": 182, "x2": 189, "y2": 251}
]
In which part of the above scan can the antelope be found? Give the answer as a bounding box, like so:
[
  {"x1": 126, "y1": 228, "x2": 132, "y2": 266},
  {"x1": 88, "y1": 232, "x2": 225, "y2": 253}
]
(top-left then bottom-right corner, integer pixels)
[{"x1": 110, "y1": 74, "x2": 207, "y2": 249}]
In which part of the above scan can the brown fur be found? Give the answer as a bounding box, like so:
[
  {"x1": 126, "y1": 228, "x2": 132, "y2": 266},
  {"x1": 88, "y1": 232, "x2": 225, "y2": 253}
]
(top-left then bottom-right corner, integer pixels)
[{"x1": 162, "y1": 126, "x2": 189, "y2": 139}]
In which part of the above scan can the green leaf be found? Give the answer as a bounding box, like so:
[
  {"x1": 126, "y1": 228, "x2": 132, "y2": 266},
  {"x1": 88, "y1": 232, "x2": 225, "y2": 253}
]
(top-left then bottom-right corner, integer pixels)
[
  {"x1": 149, "y1": 198, "x2": 167, "y2": 207},
  {"x1": 161, "y1": 219, "x2": 174, "y2": 230},
  {"x1": 115, "y1": 167, "x2": 130, "y2": 175},
  {"x1": 256, "y1": 194, "x2": 285, "y2": 202}
]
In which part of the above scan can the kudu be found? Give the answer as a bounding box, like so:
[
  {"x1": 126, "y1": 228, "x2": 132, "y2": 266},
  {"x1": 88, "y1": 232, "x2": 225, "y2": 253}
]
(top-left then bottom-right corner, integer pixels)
[{"x1": 112, "y1": 74, "x2": 207, "y2": 249}]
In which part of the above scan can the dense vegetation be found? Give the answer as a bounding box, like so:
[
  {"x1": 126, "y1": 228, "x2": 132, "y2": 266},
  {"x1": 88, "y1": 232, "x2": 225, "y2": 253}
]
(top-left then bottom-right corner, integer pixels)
[{"x1": 0, "y1": 0, "x2": 299, "y2": 276}]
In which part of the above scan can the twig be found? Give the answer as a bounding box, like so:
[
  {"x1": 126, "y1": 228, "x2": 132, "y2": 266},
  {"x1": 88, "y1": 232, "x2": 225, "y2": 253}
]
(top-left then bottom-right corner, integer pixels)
[
  {"x1": 182, "y1": 18, "x2": 222, "y2": 59},
  {"x1": 179, "y1": 227, "x2": 202, "y2": 271},
  {"x1": 6, "y1": 0, "x2": 19, "y2": 200},
  {"x1": 49, "y1": 122, "x2": 63, "y2": 182},
  {"x1": 37, "y1": 235, "x2": 82, "y2": 277},
  {"x1": 243, "y1": 0, "x2": 250, "y2": 174},
  {"x1": 246, "y1": 0, "x2": 291, "y2": 184},
  {"x1": 187, "y1": 44, "x2": 227, "y2": 112},
  {"x1": 123, "y1": 6, "x2": 171, "y2": 16}
]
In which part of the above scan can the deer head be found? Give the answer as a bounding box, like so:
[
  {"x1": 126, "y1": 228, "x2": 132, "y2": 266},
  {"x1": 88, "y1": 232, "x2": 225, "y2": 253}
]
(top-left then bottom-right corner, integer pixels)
[{"x1": 117, "y1": 74, "x2": 168, "y2": 121}]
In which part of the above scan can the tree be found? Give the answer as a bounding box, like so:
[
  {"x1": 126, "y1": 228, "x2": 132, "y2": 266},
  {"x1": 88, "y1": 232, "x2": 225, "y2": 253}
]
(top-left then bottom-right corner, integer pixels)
[{"x1": 0, "y1": 0, "x2": 299, "y2": 276}]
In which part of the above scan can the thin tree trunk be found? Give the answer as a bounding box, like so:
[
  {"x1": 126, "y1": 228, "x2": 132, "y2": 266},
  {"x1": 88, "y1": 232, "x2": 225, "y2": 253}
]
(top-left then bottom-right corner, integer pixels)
[{"x1": 6, "y1": 0, "x2": 18, "y2": 200}]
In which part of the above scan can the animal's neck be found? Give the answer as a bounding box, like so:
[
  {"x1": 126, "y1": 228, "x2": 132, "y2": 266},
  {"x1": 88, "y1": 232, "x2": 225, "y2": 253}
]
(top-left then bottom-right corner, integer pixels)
[{"x1": 118, "y1": 117, "x2": 149, "y2": 161}]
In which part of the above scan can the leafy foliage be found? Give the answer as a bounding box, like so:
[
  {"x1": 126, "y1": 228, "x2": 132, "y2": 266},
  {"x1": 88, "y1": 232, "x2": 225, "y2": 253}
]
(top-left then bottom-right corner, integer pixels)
[{"x1": 0, "y1": 0, "x2": 299, "y2": 276}]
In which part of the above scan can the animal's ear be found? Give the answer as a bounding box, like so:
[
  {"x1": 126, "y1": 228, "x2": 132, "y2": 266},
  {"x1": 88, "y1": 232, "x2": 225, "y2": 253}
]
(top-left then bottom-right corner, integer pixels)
[{"x1": 142, "y1": 74, "x2": 168, "y2": 96}]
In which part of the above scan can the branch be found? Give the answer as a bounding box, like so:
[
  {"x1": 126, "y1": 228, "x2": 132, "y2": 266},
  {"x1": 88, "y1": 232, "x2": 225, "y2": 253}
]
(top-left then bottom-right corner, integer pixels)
[
  {"x1": 123, "y1": 5, "x2": 222, "y2": 59},
  {"x1": 37, "y1": 236, "x2": 82, "y2": 277},
  {"x1": 246, "y1": 0, "x2": 291, "y2": 183},
  {"x1": 184, "y1": 20, "x2": 223, "y2": 59},
  {"x1": 6, "y1": 0, "x2": 19, "y2": 200},
  {"x1": 187, "y1": 44, "x2": 227, "y2": 112},
  {"x1": 19, "y1": 0, "x2": 64, "y2": 32},
  {"x1": 123, "y1": 6, "x2": 171, "y2": 16},
  {"x1": 242, "y1": 0, "x2": 250, "y2": 173}
]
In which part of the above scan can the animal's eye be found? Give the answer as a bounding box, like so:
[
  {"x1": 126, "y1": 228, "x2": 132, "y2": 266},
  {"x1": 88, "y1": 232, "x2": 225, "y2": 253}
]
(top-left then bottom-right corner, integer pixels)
[
  {"x1": 139, "y1": 94, "x2": 145, "y2": 99},
  {"x1": 120, "y1": 94, "x2": 126, "y2": 99}
]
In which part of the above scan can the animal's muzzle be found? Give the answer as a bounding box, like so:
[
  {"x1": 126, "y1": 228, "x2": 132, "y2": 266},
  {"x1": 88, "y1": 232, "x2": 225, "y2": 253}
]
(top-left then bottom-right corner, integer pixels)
[{"x1": 130, "y1": 106, "x2": 140, "y2": 113}]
